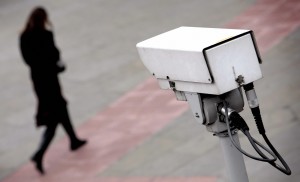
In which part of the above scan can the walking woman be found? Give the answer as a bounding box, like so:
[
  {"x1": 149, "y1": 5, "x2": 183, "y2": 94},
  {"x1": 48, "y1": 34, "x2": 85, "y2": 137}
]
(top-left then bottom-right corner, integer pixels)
[{"x1": 19, "y1": 7, "x2": 87, "y2": 174}]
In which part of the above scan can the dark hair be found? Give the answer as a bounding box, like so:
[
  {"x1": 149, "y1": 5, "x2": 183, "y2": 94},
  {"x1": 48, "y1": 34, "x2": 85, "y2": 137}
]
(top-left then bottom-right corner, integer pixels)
[{"x1": 23, "y1": 6, "x2": 51, "y2": 33}]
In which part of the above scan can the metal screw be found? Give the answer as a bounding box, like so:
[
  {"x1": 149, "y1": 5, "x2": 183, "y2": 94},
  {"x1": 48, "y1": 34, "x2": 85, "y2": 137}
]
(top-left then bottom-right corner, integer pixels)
[{"x1": 235, "y1": 75, "x2": 245, "y2": 86}]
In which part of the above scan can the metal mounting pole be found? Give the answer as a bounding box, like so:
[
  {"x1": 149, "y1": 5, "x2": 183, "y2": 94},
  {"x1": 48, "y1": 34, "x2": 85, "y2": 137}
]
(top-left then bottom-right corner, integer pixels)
[
  {"x1": 184, "y1": 91, "x2": 249, "y2": 182},
  {"x1": 219, "y1": 133, "x2": 249, "y2": 182}
]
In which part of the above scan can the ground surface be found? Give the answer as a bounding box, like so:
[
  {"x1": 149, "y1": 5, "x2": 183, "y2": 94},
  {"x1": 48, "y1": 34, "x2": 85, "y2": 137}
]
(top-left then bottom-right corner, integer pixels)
[{"x1": 0, "y1": 0, "x2": 299, "y2": 181}]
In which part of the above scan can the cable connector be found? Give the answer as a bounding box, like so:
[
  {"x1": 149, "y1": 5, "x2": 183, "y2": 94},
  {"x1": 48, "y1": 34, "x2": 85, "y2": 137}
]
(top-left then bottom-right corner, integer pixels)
[
  {"x1": 229, "y1": 112, "x2": 249, "y2": 132},
  {"x1": 243, "y1": 83, "x2": 265, "y2": 134},
  {"x1": 222, "y1": 101, "x2": 277, "y2": 162},
  {"x1": 243, "y1": 82, "x2": 259, "y2": 108},
  {"x1": 250, "y1": 106, "x2": 265, "y2": 134},
  {"x1": 219, "y1": 105, "x2": 249, "y2": 131}
]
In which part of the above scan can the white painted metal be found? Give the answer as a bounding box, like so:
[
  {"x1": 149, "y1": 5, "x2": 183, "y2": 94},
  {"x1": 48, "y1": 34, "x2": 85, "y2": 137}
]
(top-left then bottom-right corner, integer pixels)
[
  {"x1": 205, "y1": 34, "x2": 262, "y2": 94},
  {"x1": 136, "y1": 26, "x2": 262, "y2": 95},
  {"x1": 219, "y1": 134, "x2": 249, "y2": 182},
  {"x1": 137, "y1": 40, "x2": 212, "y2": 84},
  {"x1": 174, "y1": 90, "x2": 187, "y2": 101},
  {"x1": 184, "y1": 92, "x2": 205, "y2": 124}
]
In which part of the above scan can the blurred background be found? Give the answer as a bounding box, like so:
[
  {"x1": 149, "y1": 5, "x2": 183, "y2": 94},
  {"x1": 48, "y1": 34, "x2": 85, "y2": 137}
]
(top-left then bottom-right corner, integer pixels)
[{"x1": 0, "y1": 0, "x2": 299, "y2": 181}]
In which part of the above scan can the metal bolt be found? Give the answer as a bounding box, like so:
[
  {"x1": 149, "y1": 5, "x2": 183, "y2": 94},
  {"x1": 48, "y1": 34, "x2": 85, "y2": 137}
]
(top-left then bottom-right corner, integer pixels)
[{"x1": 235, "y1": 75, "x2": 245, "y2": 86}]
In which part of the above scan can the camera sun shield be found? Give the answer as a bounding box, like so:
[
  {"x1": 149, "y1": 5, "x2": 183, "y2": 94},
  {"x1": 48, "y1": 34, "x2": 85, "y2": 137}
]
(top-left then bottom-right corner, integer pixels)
[{"x1": 136, "y1": 27, "x2": 262, "y2": 95}]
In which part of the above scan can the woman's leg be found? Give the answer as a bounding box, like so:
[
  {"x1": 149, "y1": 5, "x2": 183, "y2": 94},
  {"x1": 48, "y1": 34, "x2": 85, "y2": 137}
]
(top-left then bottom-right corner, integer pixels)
[
  {"x1": 32, "y1": 122, "x2": 58, "y2": 174},
  {"x1": 59, "y1": 106, "x2": 87, "y2": 150}
]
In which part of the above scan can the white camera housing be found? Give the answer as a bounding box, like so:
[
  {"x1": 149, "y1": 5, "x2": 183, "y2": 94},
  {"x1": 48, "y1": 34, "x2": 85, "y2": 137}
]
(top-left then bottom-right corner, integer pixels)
[{"x1": 136, "y1": 27, "x2": 262, "y2": 95}]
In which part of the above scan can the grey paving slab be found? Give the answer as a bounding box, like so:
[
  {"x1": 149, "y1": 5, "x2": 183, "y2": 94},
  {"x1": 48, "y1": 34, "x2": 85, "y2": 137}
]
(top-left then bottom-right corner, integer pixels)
[{"x1": 0, "y1": 0, "x2": 256, "y2": 180}]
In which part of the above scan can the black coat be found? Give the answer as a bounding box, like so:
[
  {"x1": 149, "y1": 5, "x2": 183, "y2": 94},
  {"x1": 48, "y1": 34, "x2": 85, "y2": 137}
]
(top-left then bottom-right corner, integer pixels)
[{"x1": 20, "y1": 29, "x2": 67, "y2": 127}]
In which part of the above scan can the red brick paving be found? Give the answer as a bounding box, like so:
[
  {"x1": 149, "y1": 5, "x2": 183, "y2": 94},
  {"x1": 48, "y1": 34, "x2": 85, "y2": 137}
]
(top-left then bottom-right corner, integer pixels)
[
  {"x1": 3, "y1": 78, "x2": 191, "y2": 182},
  {"x1": 80, "y1": 177, "x2": 216, "y2": 182},
  {"x1": 3, "y1": 0, "x2": 300, "y2": 181}
]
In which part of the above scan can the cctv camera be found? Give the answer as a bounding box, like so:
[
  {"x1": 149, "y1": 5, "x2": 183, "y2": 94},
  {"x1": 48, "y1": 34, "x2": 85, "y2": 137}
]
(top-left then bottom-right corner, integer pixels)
[{"x1": 137, "y1": 27, "x2": 262, "y2": 95}]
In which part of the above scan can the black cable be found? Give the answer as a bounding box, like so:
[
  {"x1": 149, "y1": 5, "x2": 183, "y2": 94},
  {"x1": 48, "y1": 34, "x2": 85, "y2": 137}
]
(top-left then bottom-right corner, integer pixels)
[
  {"x1": 242, "y1": 130, "x2": 276, "y2": 162},
  {"x1": 223, "y1": 101, "x2": 276, "y2": 162},
  {"x1": 229, "y1": 110, "x2": 277, "y2": 161},
  {"x1": 247, "y1": 130, "x2": 291, "y2": 175},
  {"x1": 250, "y1": 106, "x2": 265, "y2": 134},
  {"x1": 262, "y1": 133, "x2": 291, "y2": 175},
  {"x1": 251, "y1": 106, "x2": 291, "y2": 174},
  {"x1": 243, "y1": 83, "x2": 291, "y2": 175}
]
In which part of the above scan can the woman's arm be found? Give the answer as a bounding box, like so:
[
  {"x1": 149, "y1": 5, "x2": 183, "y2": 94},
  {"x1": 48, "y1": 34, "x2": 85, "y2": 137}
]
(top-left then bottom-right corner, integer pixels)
[{"x1": 46, "y1": 31, "x2": 60, "y2": 63}]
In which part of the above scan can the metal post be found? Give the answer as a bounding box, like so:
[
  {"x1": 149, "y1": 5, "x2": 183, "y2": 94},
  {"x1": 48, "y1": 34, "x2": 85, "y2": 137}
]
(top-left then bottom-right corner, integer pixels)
[
  {"x1": 219, "y1": 133, "x2": 249, "y2": 182},
  {"x1": 185, "y1": 91, "x2": 249, "y2": 181}
]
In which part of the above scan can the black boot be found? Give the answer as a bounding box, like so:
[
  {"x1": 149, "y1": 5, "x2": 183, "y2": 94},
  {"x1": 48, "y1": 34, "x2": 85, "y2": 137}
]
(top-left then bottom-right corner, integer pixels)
[
  {"x1": 70, "y1": 139, "x2": 87, "y2": 151},
  {"x1": 31, "y1": 152, "x2": 45, "y2": 175},
  {"x1": 31, "y1": 123, "x2": 57, "y2": 175},
  {"x1": 59, "y1": 109, "x2": 87, "y2": 151}
]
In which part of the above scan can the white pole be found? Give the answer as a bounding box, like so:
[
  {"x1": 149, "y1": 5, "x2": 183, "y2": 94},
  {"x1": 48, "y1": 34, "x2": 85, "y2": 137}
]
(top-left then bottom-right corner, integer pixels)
[{"x1": 219, "y1": 134, "x2": 249, "y2": 182}]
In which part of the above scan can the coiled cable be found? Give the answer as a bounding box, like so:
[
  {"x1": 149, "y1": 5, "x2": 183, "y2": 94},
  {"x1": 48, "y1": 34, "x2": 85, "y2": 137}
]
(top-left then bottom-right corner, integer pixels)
[{"x1": 223, "y1": 101, "x2": 277, "y2": 162}]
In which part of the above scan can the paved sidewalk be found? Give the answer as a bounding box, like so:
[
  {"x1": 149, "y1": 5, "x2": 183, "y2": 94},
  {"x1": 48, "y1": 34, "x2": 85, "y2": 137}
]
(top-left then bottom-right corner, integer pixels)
[
  {"x1": 0, "y1": 0, "x2": 254, "y2": 180},
  {"x1": 1, "y1": 0, "x2": 300, "y2": 182}
]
